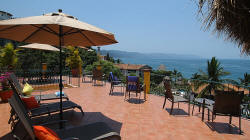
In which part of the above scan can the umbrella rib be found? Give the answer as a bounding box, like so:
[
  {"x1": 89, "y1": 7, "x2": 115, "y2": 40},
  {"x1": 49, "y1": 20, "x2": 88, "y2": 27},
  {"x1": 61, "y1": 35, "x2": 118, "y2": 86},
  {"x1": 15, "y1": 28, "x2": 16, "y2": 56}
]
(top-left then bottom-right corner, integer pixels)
[
  {"x1": 78, "y1": 30, "x2": 97, "y2": 46},
  {"x1": 22, "y1": 24, "x2": 47, "y2": 42},
  {"x1": 63, "y1": 28, "x2": 77, "y2": 36},
  {"x1": 0, "y1": 25, "x2": 21, "y2": 32},
  {"x1": 95, "y1": 32, "x2": 118, "y2": 43},
  {"x1": 32, "y1": 25, "x2": 58, "y2": 36}
]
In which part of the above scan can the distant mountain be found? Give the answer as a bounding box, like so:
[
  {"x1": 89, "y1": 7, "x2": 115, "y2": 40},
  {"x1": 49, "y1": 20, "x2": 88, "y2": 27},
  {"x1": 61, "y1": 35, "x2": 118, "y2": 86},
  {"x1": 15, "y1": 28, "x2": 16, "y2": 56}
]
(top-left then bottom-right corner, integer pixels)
[{"x1": 100, "y1": 50, "x2": 202, "y2": 60}]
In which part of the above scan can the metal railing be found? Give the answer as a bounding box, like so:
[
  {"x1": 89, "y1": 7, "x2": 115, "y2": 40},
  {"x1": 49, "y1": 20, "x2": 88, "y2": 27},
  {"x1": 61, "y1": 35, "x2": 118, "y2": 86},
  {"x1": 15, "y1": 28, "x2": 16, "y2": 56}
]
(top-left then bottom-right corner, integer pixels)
[
  {"x1": 149, "y1": 73, "x2": 250, "y2": 118},
  {"x1": 0, "y1": 69, "x2": 81, "y2": 90}
]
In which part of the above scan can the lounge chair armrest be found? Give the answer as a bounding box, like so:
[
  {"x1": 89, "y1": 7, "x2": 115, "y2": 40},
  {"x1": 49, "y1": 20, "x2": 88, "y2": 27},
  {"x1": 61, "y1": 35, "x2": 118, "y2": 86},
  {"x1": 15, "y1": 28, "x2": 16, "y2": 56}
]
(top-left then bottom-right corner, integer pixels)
[{"x1": 62, "y1": 137, "x2": 79, "y2": 140}]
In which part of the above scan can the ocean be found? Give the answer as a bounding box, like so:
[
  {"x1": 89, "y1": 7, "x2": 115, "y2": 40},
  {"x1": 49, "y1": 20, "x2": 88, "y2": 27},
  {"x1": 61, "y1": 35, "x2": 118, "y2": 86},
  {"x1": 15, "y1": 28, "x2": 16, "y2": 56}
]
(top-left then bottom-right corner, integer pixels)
[{"x1": 119, "y1": 57, "x2": 250, "y2": 81}]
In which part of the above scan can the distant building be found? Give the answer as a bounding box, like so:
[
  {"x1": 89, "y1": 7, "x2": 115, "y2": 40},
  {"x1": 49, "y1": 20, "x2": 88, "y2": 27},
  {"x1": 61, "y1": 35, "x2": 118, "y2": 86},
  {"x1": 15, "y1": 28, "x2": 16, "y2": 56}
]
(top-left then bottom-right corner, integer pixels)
[
  {"x1": 115, "y1": 63, "x2": 152, "y2": 76},
  {"x1": 158, "y1": 64, "x2": 166, "y2": 71},
  {"x1": 0, "y1": 11, "x2": 12, "y2": 20}
]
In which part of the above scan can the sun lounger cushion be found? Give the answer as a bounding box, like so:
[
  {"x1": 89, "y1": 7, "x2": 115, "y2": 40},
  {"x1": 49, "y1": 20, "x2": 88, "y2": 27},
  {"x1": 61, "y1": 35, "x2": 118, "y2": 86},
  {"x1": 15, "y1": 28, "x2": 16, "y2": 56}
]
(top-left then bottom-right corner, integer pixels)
[
  {"x1": 21, "y1": 96, "x2": 40, "y2": 109},
  {"x1": 33, "y1": 125, "x2": 60, "y2": 140},
  {"x1": 22, "y1": 83, "x2": 33, "y2": 96}
]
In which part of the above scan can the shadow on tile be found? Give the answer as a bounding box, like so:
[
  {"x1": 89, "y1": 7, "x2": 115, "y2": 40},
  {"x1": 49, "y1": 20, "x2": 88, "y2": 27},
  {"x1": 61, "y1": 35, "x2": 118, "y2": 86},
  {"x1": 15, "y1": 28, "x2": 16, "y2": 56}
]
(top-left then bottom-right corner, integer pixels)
[
  {"x1": 205, "y1": 121, "x2": 242, "y2": 135},
  {"x1": 126, "y1": 98, "x2": 145, "y2": 104},
  {"x1": 165, "y1": 108, "x2": 189, "y2": 116},
  {"x1": 110, "y1": 92, "x2": 124, "y2": 96}
]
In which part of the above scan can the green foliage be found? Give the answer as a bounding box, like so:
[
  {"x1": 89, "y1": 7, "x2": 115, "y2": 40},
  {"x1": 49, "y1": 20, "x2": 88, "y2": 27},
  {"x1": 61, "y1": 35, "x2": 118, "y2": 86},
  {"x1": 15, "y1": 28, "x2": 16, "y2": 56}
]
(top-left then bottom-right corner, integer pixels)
[
  {"x1": 192, "y1": 57, "x2": 230, "y2": 96},
  {"x1": 65, "y1": 46, "x2": 83, "y2": 69},
  {"x1": 79, "y1": 48, "x2": 98, "y2": 67},
  {"x1": 85, "y1": 60, "x2": 122, "y2": 80},
  {"x1": 151, "y1": 70, "x2": 172, "y2": 85},
  {"x1": 0, "y1": 43, "x2": 19, "y2": 70},
  {"x1": 128, "y1": 72, "x2": 136, "y2": 76},
  {"x1": 239, "y1": 73, "x2": 250, "y2": 87}
]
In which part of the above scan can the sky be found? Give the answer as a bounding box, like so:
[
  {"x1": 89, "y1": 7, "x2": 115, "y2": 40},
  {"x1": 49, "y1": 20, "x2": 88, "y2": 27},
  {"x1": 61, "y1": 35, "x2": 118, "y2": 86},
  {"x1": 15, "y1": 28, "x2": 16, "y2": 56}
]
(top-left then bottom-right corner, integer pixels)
[{"x1": 1, "y1": 0, "x2": 249, "y2": 59}]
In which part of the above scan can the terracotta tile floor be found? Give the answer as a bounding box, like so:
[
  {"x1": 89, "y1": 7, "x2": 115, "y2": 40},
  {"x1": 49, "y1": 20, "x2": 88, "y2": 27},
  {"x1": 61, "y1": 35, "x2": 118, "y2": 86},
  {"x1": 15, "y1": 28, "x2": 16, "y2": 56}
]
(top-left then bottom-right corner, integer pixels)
[{"x1": 0, "y1": 79, "x2": 249, "y2": 140}]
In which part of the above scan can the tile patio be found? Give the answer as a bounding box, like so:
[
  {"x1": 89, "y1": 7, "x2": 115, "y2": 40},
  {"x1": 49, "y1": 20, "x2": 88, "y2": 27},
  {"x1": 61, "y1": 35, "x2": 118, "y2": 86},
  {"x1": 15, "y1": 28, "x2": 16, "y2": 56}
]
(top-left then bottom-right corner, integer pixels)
[{"x1": 0, "y1": 79, "x2": 249, "y2": 140}]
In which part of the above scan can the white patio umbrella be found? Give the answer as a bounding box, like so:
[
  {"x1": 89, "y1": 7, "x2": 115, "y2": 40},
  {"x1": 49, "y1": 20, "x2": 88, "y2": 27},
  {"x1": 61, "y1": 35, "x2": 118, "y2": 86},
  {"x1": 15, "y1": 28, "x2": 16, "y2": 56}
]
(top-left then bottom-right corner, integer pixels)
[
  {"x1": 0, "y1": 9, "x2": 117, "y2": 128},
  {"x1": 19, "y1": 43, "x2": 60, "y2": 52}
]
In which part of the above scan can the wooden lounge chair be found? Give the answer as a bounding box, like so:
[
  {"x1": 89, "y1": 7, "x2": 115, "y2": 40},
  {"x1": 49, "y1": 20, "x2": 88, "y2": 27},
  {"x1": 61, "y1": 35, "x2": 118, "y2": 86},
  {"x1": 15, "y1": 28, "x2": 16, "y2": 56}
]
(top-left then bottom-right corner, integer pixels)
[
  {"x1": 9, "y1": 81, "x2": 84, "y2": 117},
  {"x1": 8, "y1": 96, "x2": 121, "y2": 140},
  {"x1": 109, "y1": 72, "x2": 124, "y2": 95},
  {"x1": 162, "y1": 80, "x2": 190, "y2": 115},
  {"x1": 207, "y1": 90, "x2": 244, "y2": 134},
  {"x1": 9, "y1": 73, "x2": 69, "y2": 102}
]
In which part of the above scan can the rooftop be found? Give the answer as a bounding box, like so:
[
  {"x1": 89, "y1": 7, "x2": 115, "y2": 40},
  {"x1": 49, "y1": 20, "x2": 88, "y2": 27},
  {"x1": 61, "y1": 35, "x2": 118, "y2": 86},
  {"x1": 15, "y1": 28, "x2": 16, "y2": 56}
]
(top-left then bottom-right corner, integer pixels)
[
  {"x1": 115, "y1": 64, "x2": 151, "y2": 70},
  {"x1": 0, "y1": 78, "x2": 249, "y2": 140}
]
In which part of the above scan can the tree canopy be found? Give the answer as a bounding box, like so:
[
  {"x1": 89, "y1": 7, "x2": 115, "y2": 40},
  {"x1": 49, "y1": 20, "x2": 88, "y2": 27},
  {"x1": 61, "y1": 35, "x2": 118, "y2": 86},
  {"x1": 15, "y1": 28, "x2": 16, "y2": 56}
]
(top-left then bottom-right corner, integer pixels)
[{"x1": 198, "y1": 0, "x2": 250, "y2": 55}]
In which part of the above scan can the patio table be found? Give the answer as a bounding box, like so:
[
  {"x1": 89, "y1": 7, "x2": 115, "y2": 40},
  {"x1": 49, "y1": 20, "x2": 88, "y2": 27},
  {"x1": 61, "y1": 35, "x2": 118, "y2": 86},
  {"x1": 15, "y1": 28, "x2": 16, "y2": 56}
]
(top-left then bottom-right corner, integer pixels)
[{"x1": 194, "y1": 98, "x2": 214, "y2": 121}]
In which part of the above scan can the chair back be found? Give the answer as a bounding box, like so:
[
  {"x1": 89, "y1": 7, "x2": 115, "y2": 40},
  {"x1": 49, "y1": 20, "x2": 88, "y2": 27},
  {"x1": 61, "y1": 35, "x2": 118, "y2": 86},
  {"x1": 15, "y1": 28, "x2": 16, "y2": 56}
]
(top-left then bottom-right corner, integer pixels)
[
  {"x1": 8, "y1": 73, "x2": 24, "y2": 96},
  {"x1": 109, "y1": 72, "x2": 114, "y2": 82},
  {"x1": 214, "y1": 90, "x2": 244, "y2": 116},
  {"x1": 8, "y1": 80, "x2": 29, "y2": 113},
  {"x1": 164, "y1": 80, "x2": 174, "y2": 100},
  {"x1": 126, "y1": 76, "x2": 140, "y2": 92},
  {"x1": 8, "y1": 92, "x2": 36, "y2": 140},
  {"x1": 92, "y1": 69, "x2": 103, "y2": 81}
]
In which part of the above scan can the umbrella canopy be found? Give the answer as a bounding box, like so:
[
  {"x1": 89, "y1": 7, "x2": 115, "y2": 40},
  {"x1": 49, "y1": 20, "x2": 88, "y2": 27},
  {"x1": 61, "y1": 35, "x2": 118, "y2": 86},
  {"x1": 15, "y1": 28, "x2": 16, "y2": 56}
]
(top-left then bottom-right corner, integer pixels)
[
  {"x1": 0, "y1": 10, "x2": 117, "y2": 47},
  {"x1": 19, "y1": 43, "x2": 60, "y2": 51},
  {"x1": 0, "y1": 9, "x2": 117, "y2": 128}
]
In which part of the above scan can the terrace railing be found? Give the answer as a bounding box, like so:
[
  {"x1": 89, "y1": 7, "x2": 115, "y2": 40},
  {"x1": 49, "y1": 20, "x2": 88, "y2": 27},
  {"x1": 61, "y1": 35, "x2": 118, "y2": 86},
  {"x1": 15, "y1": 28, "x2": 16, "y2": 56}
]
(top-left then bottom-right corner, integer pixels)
[
  {"x1": 149, "y1": 73, "x2": 250, "y2": 119},
  {"x1": 0, "y1": 69, "x2": 81, "y2": 90}
]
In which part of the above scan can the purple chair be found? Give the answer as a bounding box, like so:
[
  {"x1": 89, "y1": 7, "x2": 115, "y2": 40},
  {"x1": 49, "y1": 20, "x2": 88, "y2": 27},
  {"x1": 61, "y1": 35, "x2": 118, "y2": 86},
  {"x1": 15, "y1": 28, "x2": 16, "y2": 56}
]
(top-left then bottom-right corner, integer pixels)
[
  {"x1": 109, "y1": 72, "x2": 124, "y2": 95},
  {"x1": 125, "y1": 76, "x2": 141, "y2": 101}
]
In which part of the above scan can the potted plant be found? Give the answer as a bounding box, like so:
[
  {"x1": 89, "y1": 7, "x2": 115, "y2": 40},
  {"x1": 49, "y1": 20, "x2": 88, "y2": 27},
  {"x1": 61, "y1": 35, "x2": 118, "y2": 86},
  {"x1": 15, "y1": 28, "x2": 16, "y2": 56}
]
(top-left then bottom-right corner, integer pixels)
[
  {"x1": 0, "y1": 72, "x2": 13, "y2": 102},
  {"x1": 0, "y1": 43, "x2": 19, "y2": 71},
  {"x1": 65, "y1": 46, "x2": 83, "y2": 77}
]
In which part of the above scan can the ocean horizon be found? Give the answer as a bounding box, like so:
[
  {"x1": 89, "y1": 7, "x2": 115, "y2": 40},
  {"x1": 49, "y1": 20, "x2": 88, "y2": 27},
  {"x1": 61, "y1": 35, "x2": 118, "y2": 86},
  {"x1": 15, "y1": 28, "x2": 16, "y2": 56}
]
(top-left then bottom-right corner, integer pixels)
[{"x1": 118, "y1": 57, "x2": 250, "y2": 81}]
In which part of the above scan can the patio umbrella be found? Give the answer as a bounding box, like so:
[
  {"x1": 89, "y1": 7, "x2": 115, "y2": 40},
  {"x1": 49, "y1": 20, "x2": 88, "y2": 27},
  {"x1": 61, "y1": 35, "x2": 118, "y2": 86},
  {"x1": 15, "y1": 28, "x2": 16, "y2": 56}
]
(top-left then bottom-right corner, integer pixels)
[
  {"x1": 19, "y1": 43, "x2": 60, "y2": 74},
  {"x1": 19, "y1": 43, "x2": 60, "y2": 52},
  {"x1": 0, "y1": 9, "x2": 117, "y2": 128}
]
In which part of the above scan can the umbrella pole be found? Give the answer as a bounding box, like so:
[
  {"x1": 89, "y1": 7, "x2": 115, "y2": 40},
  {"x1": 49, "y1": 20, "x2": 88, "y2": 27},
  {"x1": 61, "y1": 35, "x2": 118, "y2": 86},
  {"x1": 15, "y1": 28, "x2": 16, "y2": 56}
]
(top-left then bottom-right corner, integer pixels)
[{"x1": 59, "y1": 25, "x2": 63, "y2": 129}]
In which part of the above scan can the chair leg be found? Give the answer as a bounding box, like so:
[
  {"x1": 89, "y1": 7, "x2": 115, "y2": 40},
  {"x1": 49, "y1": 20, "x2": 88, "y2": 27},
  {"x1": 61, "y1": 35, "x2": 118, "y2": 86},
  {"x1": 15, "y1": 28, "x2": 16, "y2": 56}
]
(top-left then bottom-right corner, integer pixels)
[
  {"x1": 239, "y1": 116, "x2": 241, "y2": 134},
  {"x1": 212, "y1": 113, "x2": 214, "y2": 122},
  {"x1": 162, "y1": 96, "x2": 167, "y2": 109},
  {"x1": 188, "y1": 101, "x2": 190, "y2": 116},
  {"x1": 109, "y1": 85, "x2": 113, "y2": 95},
  {"x1": 170, "y1": 102, "x2": 174, "y2": 115},
  {"x1": 208, "y1": 109, "x2": 210, "y2": 121},
  {"x1": 192, "y1": 104, "x2": 195, "y2": 115},
  {"x1": 229, "y1": 116, "x2": 232, "y2": 124},
  {"x1": 77, "y1": 106, "x2": 84, "y2": 116},
  {"x1": 199, "y1": 105, "x2": 201, "y2": 112}
]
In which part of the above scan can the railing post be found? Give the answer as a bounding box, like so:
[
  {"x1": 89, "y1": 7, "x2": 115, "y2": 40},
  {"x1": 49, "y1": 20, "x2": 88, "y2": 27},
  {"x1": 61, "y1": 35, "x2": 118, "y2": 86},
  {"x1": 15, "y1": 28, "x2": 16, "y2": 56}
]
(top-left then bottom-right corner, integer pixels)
[{"x1": 143, "y1": 69, "x2": 151, "y2": 100}]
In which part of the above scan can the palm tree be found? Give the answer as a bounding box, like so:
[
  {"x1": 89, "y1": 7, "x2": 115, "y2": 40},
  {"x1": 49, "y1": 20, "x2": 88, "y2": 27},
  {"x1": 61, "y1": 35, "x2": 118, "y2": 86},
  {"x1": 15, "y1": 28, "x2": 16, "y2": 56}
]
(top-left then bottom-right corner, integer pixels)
[
  {"x1": 197, "y1": 0, "x2": 250, "y2": 55},
  {"x1": 194, "y1": 57, "x2": 230, "y2": 96},
  {"x1": 239, "y1": 73, "x2": 250, "y2": 87}
]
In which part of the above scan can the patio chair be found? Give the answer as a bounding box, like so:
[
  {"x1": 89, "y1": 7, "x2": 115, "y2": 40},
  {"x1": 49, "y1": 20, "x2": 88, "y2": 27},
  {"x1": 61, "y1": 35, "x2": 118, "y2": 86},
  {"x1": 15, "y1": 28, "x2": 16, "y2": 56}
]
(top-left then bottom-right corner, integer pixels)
[
  {"x1": 8, "y1": 73, "x2": 69, "y2": 102},
  {"x1": 162, "y1": 80, "x2": 190, "y2": 115},
  {"x1": 92, "y1": 69, "x2": 104, "y2": 86},
  {"x1": 9, "y1": 81, "x2": 84, "y2": 118},
  {"x1": 207, "y1": 90, "x2": 244, "y2": 134},
  {"x1": 8, "y1": 96, "x2": 121, "y2": 140},
  {"x1": 124, "y1": 76, "x2": 142, "y2": 101},
  {"x1": 82, "y1": 69, "x2": 93, "y2": 83},
  {"x1": 109, "y1": 72, "x2": 124, "y2": 95}
]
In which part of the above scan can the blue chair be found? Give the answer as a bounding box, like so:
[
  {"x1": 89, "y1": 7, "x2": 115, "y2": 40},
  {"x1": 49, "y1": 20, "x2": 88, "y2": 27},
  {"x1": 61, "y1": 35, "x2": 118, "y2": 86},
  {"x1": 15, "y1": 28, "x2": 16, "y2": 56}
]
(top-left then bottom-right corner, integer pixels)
[
  {"x1": 125, "y1": 76, "x2": 141, "y2": 101},
  {"x1": 109, "y1": 72, "x2": 124, "y2": 95}
]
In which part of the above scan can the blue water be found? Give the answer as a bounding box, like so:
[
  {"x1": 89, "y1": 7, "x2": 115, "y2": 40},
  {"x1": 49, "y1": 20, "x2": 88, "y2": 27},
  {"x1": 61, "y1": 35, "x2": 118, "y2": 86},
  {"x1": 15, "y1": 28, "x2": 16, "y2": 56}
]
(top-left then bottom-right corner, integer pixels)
[{"x1": 119, "y1": 57, "x2": 250, "y2": 81}]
